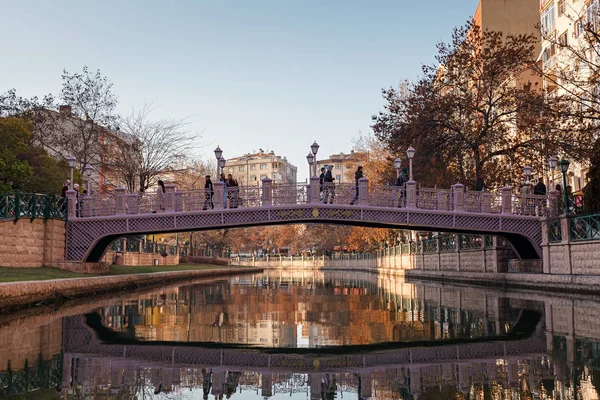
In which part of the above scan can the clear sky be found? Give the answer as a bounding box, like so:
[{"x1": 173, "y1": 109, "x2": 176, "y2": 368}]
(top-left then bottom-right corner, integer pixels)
[{"x1": 1, "y1": 0, "x2": 479, "y2": 181}]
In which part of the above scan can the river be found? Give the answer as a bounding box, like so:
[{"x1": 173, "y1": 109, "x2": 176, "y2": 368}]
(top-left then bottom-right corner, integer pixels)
[{"x1": 0, "y1": 270, "x2": 597, "y2": 399}]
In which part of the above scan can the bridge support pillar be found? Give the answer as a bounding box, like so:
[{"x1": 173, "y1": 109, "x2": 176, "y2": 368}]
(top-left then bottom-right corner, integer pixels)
[
  {"x1": 261, "y1": 177, "x2": 273, "y2": 207},
  {"x1": 309, "y1": 176, "x2": 320, "y2": 204},
  {"x1": 501, "y1": 186, "x2": 513, "y2": 214},
  {"x1": 164, "y1": 184, "x2": 175, "y2": 212},
  {"x1": 213, "y1": 182, "x2": 225, "y2": 209},
  {"x1": 358, "y1": 177, "x2": 369, "y2": 205},
  {"x1": 115, "y1": 187, "x2": 127, "y2": 215},
  {"x1": 406, "y1": 180, "x2": 416, "y2": 208},
  {"x1": 452, "y1": 183, "x2": 464, "y2": 211},
  {"x1": 66, "y1": 189, "x2": 77, "y2": 219}
]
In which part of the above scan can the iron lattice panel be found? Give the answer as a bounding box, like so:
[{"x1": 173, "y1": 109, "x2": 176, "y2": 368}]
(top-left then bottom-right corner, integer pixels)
[
  {"x1": 269, "y1": 355, "x2": 314, "y2": 370},
  {"x1": 174, "y1": 348, "x2": 221, "y2": 365},
  {"x1": 455, "y1": 215, "x2": 501, "y2": 232},
  {"x1": 501, "y1": 218, "x2": 543, "y2": 244},
  {"x1": 362, "y1": 209, "x2": 408, "y2": 224},
  {"x1": 222, "y1": 209, "x2": 270, "y2": 225},
  {"x1": 317, "y1": 207, "x2": 362, "y2": 221},
  {"x1": 269, "y1": 207, "x2": 313, "y2": 222},
  {"x1": 67, "y1": 219, "x2": 128, "y2": 260},
  {"x1": 128, "y1": 215, "x2": 175, "y2": 232},
  {"x1": 175, "y1": 213, "x2": 224, "y2": 229},
  {"x1": 407, "y1": 212, "x2": 455, "y2": 229},
  {"x1": 364, "y1": 349, "x2": 411, "y2": 366},
  {"x1": 222, "y1": 351, "x2": 270, "y2": 368},
  {"x1": 126, "y1": 346, "x2": 173, "y2": 362}
]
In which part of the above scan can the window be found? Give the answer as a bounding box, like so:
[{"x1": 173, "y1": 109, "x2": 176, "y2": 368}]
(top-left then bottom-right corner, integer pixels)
[
  {"x1": 336, "y1": 174, "x2": 341, "y2": 182},
  {"x1": 558, "y1": 0, "x2": 565, "y2": 17},
  {"x1": 238, "y1": 166, "x2": 245, "y2": 172},
  {"x1": 588, "y1": 0, "x2": 600, "y2": 32},
  {"x1": 335, "y1": 164, "x2": 342, "y2": 170},
  {"x1": 228, "y1": 167, "x2": 233, "y2": 173},
  {"x1": 575, "y1": 19, "x2": 584, "y2": 37},
  {"x1": 558, "y1": 31, "x2": 568, "y2": 48},
  {"x1": 541, "y1": 3, "x2": 556, "y2": 35},
  {"x1": 260, "y1": 164, "x2": 268, "y2": 170},
  {"x1": 250, "y1": 164, "x2": 256, "y2": 171},
  {"x1": 251, "y1": 175, "x2": 257, "y2": 181},
  {"x1": 260, "y1": 174, "x2": 267, "y2": 180}
]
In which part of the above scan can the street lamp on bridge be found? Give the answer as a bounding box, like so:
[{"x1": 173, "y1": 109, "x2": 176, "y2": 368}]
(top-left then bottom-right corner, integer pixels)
[
  {"x1": 393, "y1": 158, "x2": 402, "y2": 179},
  {"x1": 306, "y1": 152, "x2": 315, "y2": 180},
  {"x1": 84, "y1": 163, "x2": 92, "y2": 195},
  {"x1": 66, "y1": 155, "x2": 76, "y2": 190},
  {"x1": 310, "y1": 141, "x2": 319, "y2": 177},
  {"x1": 214, "y1": 145, "x2": 223, "y2": 178},
  {"x1": 559, "y1": 159, "x2": 570, "y2": 214},
  {"x1": 548, "y1": 156, "x2": 558, "y2": 189},
  {"x1": 406, "y1": 147, "x2": 416, "y2": 181},
  {"x1": 523, "y1": 165, "x2": 532, "y2": 184},
  {"x1": 218, "y1": 156, "x2": 227, "y2": 177}
]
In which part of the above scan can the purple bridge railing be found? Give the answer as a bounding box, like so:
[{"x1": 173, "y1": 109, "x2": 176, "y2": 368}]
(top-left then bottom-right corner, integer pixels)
[{"x1": 65, "y1": 177, "x2": 554, "y2": 262}]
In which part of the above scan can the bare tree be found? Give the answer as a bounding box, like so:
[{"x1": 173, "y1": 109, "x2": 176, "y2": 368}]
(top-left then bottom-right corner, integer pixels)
[
  {"x1": 106, "y1": 104, "x2": 199, "y2": 192},
  {"x1": 34, "y1": 67, "x2": 118, "y2": 175}
]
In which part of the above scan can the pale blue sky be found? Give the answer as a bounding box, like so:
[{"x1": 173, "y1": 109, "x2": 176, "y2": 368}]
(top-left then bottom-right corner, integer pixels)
[{"x1": 1, "y1": 0, "x2": 479, "y2": 181}]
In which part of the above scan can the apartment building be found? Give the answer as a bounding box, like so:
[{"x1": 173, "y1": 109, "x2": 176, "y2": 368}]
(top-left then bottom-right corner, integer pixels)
[
  {"x1": 540, "y1": 0, "x2": 592, "y2": 193},
  {"x1": 225, "y1": 149, "x2": 297, "y2": 186},
  {"x1": 316, "y1": 150, "x2": 368, "y2": 184}
]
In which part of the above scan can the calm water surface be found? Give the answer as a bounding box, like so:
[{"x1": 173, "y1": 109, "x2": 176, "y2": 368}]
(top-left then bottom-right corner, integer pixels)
[{"x1": 0, "y1": 270, "x2": 598, "y2": 399}]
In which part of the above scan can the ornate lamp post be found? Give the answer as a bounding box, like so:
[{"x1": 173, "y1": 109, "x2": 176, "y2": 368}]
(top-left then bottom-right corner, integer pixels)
[
  {"x1": 559, "y1": 159, "x2": 570, "y2": 214},
  {"x1": 548, "y1": 156, "x2": 558, "y2": 189},
  {"x1": 406, "y1": 147, "x2": 416, "y2": 181},
  {"x1": 394, "y1": 158, "x2": 402, "y2": 179},
  {"x1": 218, "y1": 156, "x2": 227, "y2": 176},
  {"x1": 84, "y1": 163, "x2": 92, "y2": 194},
  {"x1": 306, "y1": 152, "x2": 315, "y2": 181},
  {"x1": 214, "y1": 145, "x2": 223, "y2": 178},
  {"x1": 66, "y1": 155, "x2": 76, "y2": 190},
  {"x1": 310, "y1": 141, "x2": 319, "y2": 177},
  {"x1": 523, "y1": 165, "x2": 532, "y2": 184}
]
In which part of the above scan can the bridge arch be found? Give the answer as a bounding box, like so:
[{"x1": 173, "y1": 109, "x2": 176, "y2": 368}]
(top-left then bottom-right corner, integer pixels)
[{"x1": 67, "y1": 204, "x2": 543, "y2": 262}]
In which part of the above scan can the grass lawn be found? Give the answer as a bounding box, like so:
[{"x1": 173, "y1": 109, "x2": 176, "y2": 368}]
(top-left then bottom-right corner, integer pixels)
[{"x1": 0, "y1": 264, "x2": 247, "y2": 283}]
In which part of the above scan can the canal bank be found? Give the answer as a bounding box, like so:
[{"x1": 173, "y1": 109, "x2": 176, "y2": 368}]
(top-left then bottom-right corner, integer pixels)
[{"x1": 0, "y1": 266, "x2": 262, "y2": 312}]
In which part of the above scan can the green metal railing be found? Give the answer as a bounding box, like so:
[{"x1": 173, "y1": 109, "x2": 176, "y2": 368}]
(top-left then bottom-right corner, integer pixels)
[
  {"x1": 0, "y1": 355, "x2": 63, "y2": 397},
  {"x1": 0, "y1": 192, "x2": 67, "y2": 222},
  {"x1": 422, "y1": 238, "x2": 438, "y2": 254},
  {"x1": 549, "y1": 219, "x2": 562, "y2": 243},
  {"x1": 570, "y1": 214, "x2": 600, "y2": 242},
  {"x1": 459, "y1": 234, "x2": 482, "y2": 250},
  {"x1": 439, "y1": 236, "x2": 457, "y2": 252}
]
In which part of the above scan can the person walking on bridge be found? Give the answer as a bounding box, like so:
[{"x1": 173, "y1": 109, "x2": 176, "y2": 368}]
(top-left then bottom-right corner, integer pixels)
[
  {"x1": 203, "y1": 175, "x2": 214, "y2": 210},
  {"x1": 350, "y1": 166, "x2": 363, "y2": 205},
  {"x1": 323, "y1": 165, "x2": 335, "y2": 204}
]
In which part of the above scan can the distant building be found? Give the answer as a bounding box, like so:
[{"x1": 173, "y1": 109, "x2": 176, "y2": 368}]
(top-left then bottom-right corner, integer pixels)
[
  {"x1": 316, "y1": 150, "x2": 368, "y2": 184},
  {"x1": 225, "y1": 149, "x2": 297, "y2": 186}
]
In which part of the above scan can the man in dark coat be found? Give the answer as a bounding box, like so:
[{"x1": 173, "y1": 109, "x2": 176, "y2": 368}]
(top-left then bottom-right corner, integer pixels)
[
  {"x1": 203, "y1": 175, "x2": 214, "y2": 210},
  {"x1": 350, "y1": 166, "x2": 363, "y2": 205}
]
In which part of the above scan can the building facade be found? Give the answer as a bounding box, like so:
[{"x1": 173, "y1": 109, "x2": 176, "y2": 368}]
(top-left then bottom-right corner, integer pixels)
[
  {"x1": 225, "y1": 149, "x2": 297, "y2": 186},
  {"x1": 540, "y1": 0, "x2": 593, "y2": 194},
  {"x1": 315, "y1": 150, "x2": 368, "y2": 184}
]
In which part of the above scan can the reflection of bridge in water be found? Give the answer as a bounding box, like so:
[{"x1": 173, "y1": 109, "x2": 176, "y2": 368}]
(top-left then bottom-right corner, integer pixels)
[
  {"x1": 4, "y1": 270, "x2": 600, "y2": 398},
  {"x1": 62, "y1": 312, "x2": 547, "y2": 398},
  {"x1": 65, "y1": 179, "x2": 548, "y2": 262}
]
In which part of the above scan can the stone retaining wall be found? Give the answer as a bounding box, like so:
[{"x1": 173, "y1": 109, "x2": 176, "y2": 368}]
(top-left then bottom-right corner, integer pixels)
[
  {"x1": 0, "y1": 219, "x2": 65, "y2": 268},
  {"x1": 102, "y1": 250, "x2": 179, "y2": 266},
  {"x1": 0, "y1": 267, "x2": 262, "y2": 311}
]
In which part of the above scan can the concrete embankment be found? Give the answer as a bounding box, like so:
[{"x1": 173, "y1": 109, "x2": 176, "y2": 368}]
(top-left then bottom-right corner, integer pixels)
[
  {"x1": 401, "y1": 269, "x2": 600, "y2": 295},
  {"x1": 0, "y1": 267, "x2": 263, "y2": 312}
]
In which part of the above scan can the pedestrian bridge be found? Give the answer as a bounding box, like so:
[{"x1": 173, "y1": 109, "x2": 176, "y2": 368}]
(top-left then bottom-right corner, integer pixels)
[{"x1": 65, "y1": 178, "x2": 550, "y2": 262}]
